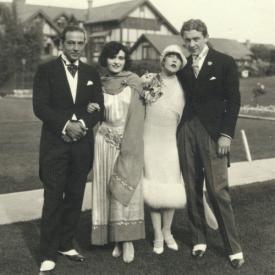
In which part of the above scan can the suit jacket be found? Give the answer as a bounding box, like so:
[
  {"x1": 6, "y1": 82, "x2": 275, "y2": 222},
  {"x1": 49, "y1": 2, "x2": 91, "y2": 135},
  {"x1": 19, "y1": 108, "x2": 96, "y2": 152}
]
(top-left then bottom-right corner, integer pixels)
[
  {"x1": 33, "y1": 56, "x2": 104, "y2": 159},
  {"x1": 177, "y1": 48, "x2": 241, "y2": 141}
]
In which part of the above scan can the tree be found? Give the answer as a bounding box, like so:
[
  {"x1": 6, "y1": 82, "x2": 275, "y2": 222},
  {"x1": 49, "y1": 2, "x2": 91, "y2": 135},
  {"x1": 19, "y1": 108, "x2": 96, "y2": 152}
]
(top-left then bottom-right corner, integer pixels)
[
  {"x1": 250, "y1": 45, "x2": 272, "y2": 62},
  {"x1": 0, "y1": 3, "x2": 43, "y2": 89},
  {"x1": 0, "y1": 4, "x2": 17, "y2": 87}
]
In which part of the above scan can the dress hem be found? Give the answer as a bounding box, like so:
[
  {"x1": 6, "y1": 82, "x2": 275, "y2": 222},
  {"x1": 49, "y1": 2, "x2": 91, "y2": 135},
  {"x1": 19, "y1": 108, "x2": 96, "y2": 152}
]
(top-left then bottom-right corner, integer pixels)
[{"x1": 143, "y1": 179, "x2": 186, "y2": 209}]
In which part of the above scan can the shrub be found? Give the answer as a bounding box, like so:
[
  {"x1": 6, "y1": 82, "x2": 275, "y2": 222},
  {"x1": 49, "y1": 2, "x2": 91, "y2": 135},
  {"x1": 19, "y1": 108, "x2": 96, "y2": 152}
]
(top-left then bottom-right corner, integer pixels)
[{"x1": 131, "y1": 60, "x2": 161, "y2": 76}]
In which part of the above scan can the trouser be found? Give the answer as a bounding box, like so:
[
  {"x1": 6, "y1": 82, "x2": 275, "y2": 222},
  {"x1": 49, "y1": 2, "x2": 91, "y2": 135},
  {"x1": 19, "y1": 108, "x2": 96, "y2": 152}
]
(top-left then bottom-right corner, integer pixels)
[
  {"x1": 178, "y1": 116, "x2": 242, "y2": 255},
  {"x1": 39, "y1": 139, "x2": 93, "y2": 261}
]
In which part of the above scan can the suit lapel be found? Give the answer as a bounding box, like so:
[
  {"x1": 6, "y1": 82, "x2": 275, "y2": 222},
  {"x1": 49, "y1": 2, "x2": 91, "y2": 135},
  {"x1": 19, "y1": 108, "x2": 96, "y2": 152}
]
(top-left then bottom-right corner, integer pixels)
[
  {"x1": 55, "y1": 57, "x2": 74, "y2": 104},
  {"x1": 186, "y1": 56, "x2": 196, "y2": 81},
  {"x1": 197, "y1": 48, "x2": 215, "y2": 81},
  {"x1": 75, "y1": 62, "x2": 86, "y2": 105}
]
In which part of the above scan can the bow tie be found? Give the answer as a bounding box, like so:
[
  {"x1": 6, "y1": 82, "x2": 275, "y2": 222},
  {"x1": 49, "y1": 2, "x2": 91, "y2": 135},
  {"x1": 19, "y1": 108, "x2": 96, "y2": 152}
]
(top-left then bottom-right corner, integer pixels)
[{"x1": 66, "y1": 63, "x2": 78, "y2": 77}]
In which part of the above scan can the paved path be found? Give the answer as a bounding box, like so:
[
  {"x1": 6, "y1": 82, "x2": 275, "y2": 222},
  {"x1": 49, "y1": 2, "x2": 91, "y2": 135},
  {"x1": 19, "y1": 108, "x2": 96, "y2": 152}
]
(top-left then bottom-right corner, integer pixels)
[{"x1": 1, "y1": 158, "x2": 275, "y2": 225}]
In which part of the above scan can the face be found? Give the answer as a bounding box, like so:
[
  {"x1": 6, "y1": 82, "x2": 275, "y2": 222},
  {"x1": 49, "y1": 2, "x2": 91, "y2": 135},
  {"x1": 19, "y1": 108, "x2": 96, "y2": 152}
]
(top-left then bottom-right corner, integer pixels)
[
  {"x1": 162, "y1": 53, "x2": 182, "y2": 75},
  {"x1": 106, "y1": 50, "x2": 126, "y2": 74},
  {"x1": 182, "y1": 29, "x2": 208, "y2": 56},
  {"x1": 62, "y1": 31, "x2": 86, "y2": 62}
]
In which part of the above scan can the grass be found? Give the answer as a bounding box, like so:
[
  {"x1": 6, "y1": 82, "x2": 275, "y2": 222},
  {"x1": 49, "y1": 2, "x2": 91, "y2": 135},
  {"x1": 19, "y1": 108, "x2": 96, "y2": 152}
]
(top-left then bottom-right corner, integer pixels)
[
  {"x1": 240, "y1": 75, "x2": 275, "y2": 106},
  {"x1": 231, "y1": 118, "x2": 275, "y2": 162},
  {"x1": 0, "y1": 75, "x2": 275, "y2": 194},
  {"x1": 1, "y1": 180, "x2": 275, "y2": 274}
]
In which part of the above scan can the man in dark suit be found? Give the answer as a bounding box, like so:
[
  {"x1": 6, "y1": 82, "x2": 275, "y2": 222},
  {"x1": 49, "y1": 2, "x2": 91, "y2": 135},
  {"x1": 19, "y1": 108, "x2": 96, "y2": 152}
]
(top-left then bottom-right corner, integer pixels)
[
  {"x1": 177, "y1": 19, "x2": 244, "y2": 268},
  {"x1": 33, "y1": 25, "x2": 104, "y2": 274}
]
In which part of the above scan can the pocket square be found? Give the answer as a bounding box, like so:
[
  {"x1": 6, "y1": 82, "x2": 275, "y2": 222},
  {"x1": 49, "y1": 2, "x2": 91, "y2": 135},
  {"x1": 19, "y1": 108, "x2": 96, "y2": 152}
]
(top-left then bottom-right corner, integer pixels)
[
  {"x1": 209, "y1": 76, "x2": 216, "y2": 80},
  {"x1": 87, "y1": 80, "x2": 94, "y2": 86}
]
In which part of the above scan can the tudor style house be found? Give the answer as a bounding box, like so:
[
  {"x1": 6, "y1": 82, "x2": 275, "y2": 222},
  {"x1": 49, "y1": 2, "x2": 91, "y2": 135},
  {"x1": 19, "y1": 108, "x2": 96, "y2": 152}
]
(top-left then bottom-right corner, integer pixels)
[
  {"x1": 84, "y1": 0, "x2": 178, "y2": 61},
  {"x1": 2, "y1": 0, "x2": 179, "y2": 62},
  {"x1": 130, "y1": 33, "x2": 254, "y2": 76},
  {"x1": 2, "y1": 0, "x2": 87, "y2": 59},
  {"x1": 0, "y1": 0, "x2": 259, "y2": 76}
]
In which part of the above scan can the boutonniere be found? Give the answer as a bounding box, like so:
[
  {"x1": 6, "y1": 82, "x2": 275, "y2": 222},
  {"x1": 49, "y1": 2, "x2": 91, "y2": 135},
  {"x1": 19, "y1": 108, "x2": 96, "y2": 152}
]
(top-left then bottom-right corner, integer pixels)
[
  {"x1": 121, "y1": 80, "x2": 128, "y2": 87},
  {"x1": 207, "y1": 61, "x2": 213, "y2": 66},
  {"x1": 87, "y1": 80, "x2": 94, "y2": 86}
]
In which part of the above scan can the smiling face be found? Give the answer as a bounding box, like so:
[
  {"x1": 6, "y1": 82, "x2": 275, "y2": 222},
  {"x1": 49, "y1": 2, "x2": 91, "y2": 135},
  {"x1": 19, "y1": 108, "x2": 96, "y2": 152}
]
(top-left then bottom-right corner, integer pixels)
[
  {"x1": 106, "y1": 50, "x2": 126, "y2": 75},
  {"x1": 182, "y1": 29, "x2": 208, "y2": 56},
  {"x1": 162, "y1": 53, "x2": 182, "y2": 75},
  {"x1": 62, "y1": 31, "x2": 86, "y2": 62}
]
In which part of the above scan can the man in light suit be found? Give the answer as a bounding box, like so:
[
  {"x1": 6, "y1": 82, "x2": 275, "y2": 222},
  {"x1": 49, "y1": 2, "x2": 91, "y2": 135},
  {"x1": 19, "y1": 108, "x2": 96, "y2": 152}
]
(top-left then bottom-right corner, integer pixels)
[
  {"x1": 177, "y1": 19, "x2": 244, "y2": 268},
  {"x1": 33, "y1": 25, "x2": 104, "y2": 274}
]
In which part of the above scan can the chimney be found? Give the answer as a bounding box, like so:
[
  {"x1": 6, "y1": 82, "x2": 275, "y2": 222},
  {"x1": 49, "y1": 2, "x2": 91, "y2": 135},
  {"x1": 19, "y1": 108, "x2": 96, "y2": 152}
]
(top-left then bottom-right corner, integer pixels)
[
  {"x1": 13, "y1": 0, "x2": 26, "y2": 17},
  {"x1": 245, "y1": 39, "x2": 251, "y2": 49},
  {"x1": 86, "y1": 0, "x2": 93, "y2": 21}
]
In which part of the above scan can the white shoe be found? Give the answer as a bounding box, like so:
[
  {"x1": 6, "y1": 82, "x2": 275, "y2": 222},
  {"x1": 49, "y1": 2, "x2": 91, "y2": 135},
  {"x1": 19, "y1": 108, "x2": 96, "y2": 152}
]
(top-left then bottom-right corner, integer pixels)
[
  {"x1": 122, "y1": 242, "x2": 134, "y2": 263},
  {"x1": 40, "y1": 260, "x2": 55, "y2": 272},
  {"x1": 153, "y1": 239, "x2": 164, "y2": 254},
  {"x1": 58, "y1": 249, "x2": 79, "y2": 256},
  {"x1": 164, "y1": 234, "x2": 178, "y2": 251},
  {"x1": 112, "y1": 244, "x2": 122, "y2": 258},
  {"x1": 192, "y1": 244, "x2": 207, "y2": 257}
]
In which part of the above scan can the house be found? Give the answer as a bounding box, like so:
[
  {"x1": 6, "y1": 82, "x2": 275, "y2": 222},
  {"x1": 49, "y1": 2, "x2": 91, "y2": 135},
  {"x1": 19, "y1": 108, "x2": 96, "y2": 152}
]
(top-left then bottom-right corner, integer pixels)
[
  {"x1": 130, "y1": 33, "x2": 187, "y2": 60},
  {"x1": 84, "y1": 0, "x2": 178, "y2": 61},
  {"x1": 1, "y1": 0, "x2": 87, "y2": 59},
  {"x1": 1, "y1": 0, "x2": 179, "y2": 61},
  {"x1": 130, "y1": 33, "x2": 254, "y2": 76}
]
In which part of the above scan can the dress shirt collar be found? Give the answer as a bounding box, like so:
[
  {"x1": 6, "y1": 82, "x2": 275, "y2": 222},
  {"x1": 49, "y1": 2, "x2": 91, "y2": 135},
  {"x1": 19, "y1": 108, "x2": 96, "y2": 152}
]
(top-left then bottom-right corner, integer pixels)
[
  {"x1": 192, "y1": 44, "x2": 209, "y2": 62},
  {"x1": 61, "y1": 53, "x2": 79, "y2": 66}
]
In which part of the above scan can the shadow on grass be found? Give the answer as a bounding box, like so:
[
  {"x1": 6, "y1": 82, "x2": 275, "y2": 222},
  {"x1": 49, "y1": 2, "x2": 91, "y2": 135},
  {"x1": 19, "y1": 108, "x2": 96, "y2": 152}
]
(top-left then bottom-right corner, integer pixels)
[
  {"x1": 1, "y1": 181, "x2": 275, "y2": 274},
  {"x1": 0, "y1": 175, "x2": 41, "y2": 194}
]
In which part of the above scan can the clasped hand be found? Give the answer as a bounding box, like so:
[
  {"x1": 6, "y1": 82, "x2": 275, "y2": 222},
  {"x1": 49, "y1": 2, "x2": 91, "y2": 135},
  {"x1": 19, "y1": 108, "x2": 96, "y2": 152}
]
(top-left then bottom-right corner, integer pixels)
[
  {"x1": 217, "y1": 135, "x2": 231, "y2": 157},
  {"x1": 65, "y1": 121, "x2": 88, "y2": 141},
  {"x1": 87, "y1": 103, "x2": 100, "y2": 113}
]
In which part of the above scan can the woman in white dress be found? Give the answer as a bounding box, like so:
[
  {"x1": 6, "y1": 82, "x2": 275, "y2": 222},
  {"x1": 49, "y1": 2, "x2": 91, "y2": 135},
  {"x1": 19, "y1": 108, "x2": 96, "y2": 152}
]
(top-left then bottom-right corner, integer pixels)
[
  {"x1": 87, "y1": 42, "x2": 145, "y2": 263},
  {"x1": 141, "y1": 45, "x2": 217, "y2": 254}
]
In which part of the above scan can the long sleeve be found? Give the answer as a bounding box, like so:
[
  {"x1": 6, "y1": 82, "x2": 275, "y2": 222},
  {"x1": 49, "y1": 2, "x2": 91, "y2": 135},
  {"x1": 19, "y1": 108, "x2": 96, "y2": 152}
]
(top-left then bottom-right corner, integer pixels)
[
  {"x1": 78, "y1": 69, "x2": 104, "y2": 130},
  {"x1": 32, "y1": 64, "x2": 70, "y2": 135},
  {"x1": 220, "y1": 57, "x2": 241, "y2": 138}
]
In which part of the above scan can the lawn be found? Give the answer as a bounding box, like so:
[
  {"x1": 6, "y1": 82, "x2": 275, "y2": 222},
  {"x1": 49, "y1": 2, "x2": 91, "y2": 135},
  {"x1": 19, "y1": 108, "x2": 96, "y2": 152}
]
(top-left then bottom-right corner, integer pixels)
[
  {"x1": 1, "y1": 180, "x2": 275, "y2": 275},
  {"x1": 240, "y1": 75, "x2": 275, "y2": 106},
  {"x1": 0, "y1": 75, "x2": 275, "y2": 194}
]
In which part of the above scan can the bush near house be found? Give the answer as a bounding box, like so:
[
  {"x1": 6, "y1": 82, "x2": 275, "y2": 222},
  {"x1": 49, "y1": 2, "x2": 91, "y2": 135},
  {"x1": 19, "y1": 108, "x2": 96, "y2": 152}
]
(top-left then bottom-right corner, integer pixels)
[
  {"x1": 0, "y1": 3, "x2": 43, "y2": 93},
  {"x1": 131, "y1": 60, "x2": 161, "y2": 76}
]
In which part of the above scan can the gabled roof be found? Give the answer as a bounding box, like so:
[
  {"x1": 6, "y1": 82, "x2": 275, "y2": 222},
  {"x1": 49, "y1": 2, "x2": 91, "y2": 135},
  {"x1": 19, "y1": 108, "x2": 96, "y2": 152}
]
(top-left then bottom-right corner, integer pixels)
[
  {"x1": 1, "y1": 2, "x2": 86, "y2": 22},
  {"x1": 130, "y1": 34, "x2": 253, "y2": 60},
  {"x1": 85, "y1": 0, "x2": 178, "y2": 34},
  {"x1": 86, "y1": 0, "x2": 144, "y2": 24},
  {"x1": 24, "y1": 9, "x2": 61, "y2": 34},
  {"x1": 130, "y1": 34, "x2": 189, "y2": 56}
]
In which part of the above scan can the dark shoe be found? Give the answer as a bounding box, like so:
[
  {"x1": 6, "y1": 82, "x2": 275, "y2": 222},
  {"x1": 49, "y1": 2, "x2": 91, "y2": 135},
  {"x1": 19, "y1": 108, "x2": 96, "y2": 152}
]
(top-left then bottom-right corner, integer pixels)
[
  {"x1": 230, "y1": 258, "x2": 245, "y2": 269},
  {"x1": 58, "y1": 250, "x2": 85, "y2": 262},
  {"x1": 192, "y1": 249, "x2": 205, "y2": 258}
]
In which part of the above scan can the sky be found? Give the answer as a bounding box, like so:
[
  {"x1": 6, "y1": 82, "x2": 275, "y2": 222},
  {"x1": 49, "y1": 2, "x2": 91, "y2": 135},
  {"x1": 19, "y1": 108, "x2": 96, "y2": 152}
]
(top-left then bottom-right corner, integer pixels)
[{"x1": 2, "y1": 0, "x2": 275, "y2": 45}]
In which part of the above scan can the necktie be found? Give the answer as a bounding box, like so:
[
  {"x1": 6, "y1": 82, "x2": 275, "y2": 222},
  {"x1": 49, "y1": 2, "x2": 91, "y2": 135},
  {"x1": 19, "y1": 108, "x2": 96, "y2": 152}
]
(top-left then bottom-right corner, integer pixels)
[
  {"x1": 67, "y1": 63, "x2": 78, "y2": 77},
  {"x1": 192, "y1": 56, "x2": 200, "y2": 78}
]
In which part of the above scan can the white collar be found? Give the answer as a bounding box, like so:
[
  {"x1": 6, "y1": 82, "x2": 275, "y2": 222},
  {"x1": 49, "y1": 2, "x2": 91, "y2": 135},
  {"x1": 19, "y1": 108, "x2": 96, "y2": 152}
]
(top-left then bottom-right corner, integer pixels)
[
  {"x1": 193, "y1": 45, "x2": 209, "y2": 60},
  {"x1": 61, "y1": 53, "x2": 79, "y2": 66}
]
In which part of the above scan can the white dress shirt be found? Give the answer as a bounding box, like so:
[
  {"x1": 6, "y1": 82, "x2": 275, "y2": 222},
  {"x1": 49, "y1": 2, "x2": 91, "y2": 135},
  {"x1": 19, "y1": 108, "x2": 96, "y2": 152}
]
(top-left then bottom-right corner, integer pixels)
[
  {"x1": 61, "y1": 54, "x2": 86, "y2": 135},
  {"x1": 192, "y1": 44, "x2": 209, "y2": 77}
]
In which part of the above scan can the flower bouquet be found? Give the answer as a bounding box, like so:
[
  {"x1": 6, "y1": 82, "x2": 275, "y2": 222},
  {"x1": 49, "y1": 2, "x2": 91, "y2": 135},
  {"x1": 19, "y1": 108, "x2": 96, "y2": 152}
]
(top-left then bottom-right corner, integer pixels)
[{"x1": 140, "y1": 73, "x2": 163, "y2": 104}]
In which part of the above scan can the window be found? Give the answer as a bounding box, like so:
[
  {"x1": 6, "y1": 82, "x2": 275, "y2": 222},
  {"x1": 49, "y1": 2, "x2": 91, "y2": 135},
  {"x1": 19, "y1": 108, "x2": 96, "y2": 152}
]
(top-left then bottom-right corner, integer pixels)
[{"x1": 142, "y1": 45, "x2": 150, "y2": 59}]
